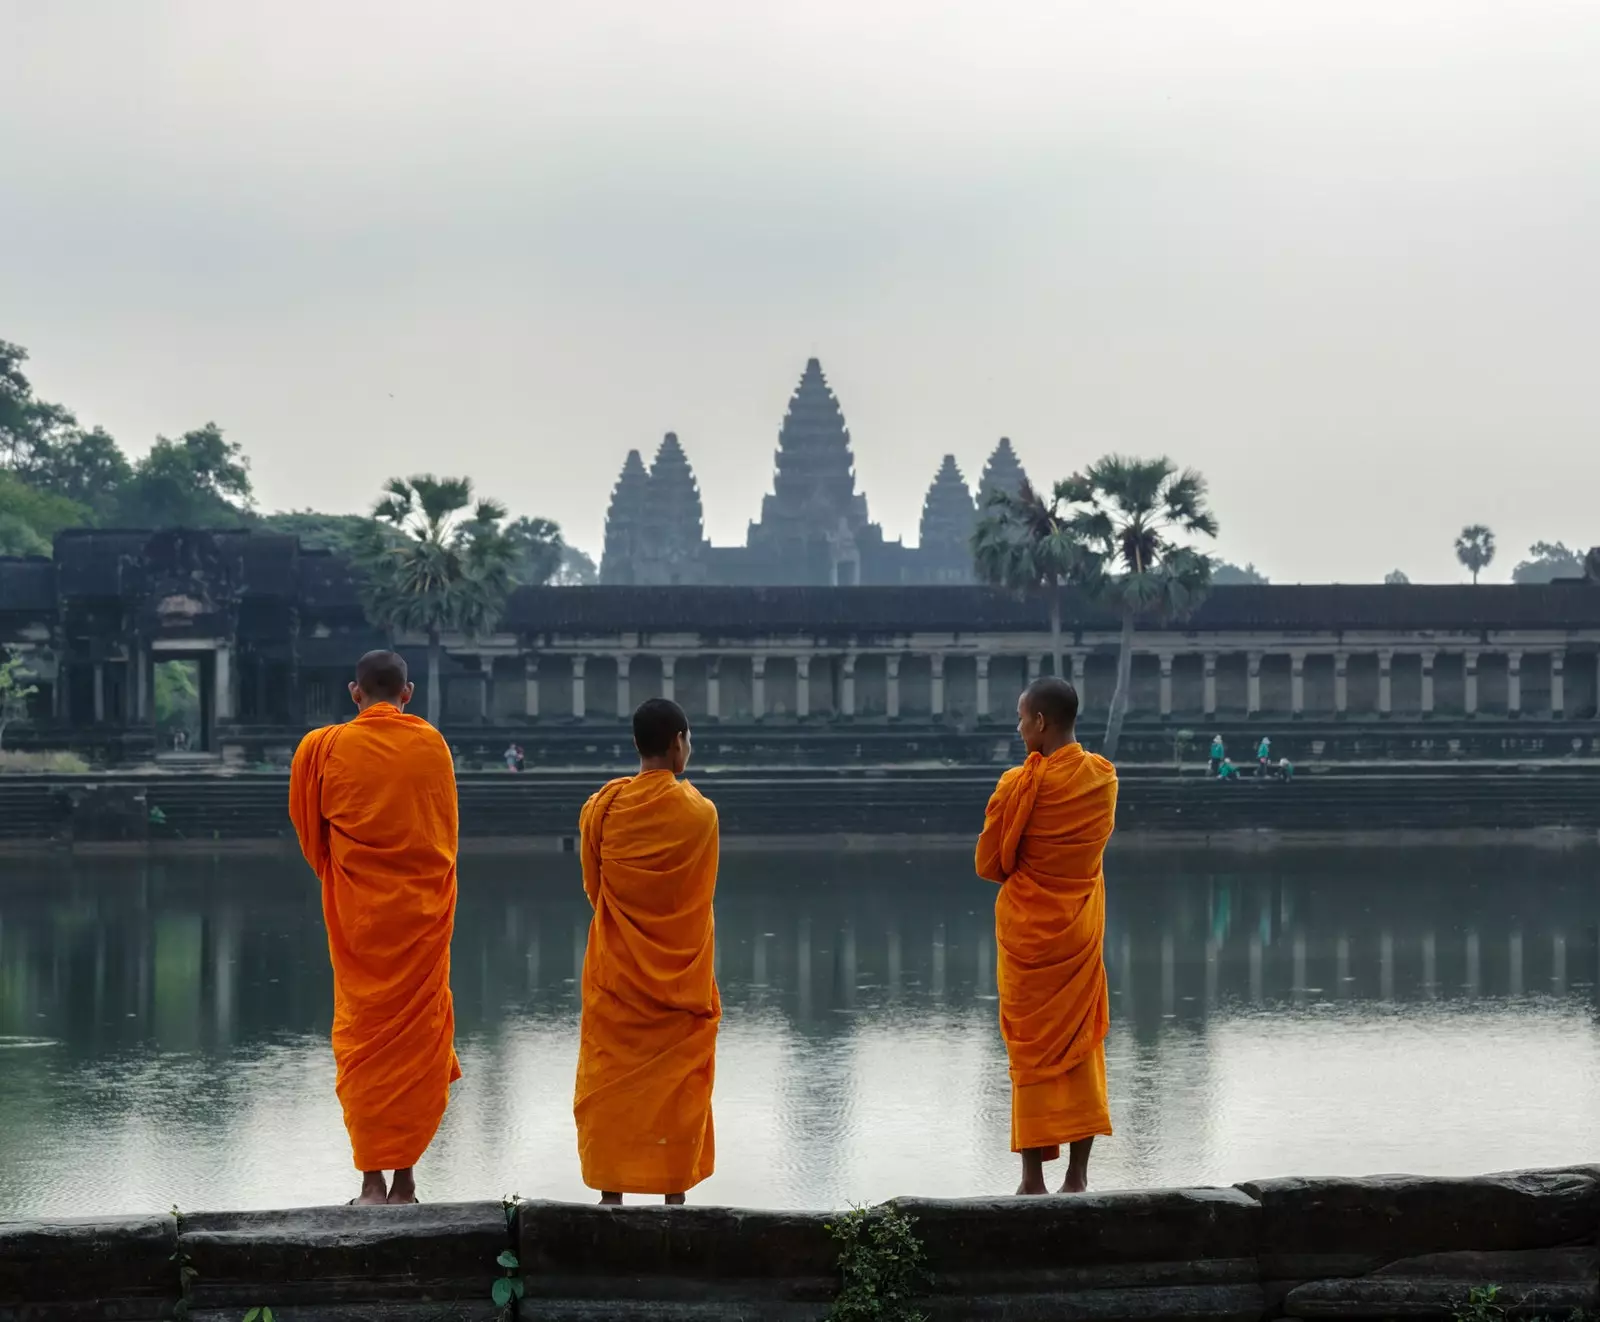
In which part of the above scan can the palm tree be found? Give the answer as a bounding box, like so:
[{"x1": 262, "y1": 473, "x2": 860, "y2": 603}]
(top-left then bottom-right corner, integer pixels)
[
  {"x1": 972, "y1": 479, "x2": 1095, "y2": 683},
  {"x1": 353, "y1": 475, "x2": 517, "y2": 727},
  {"x1": 1061, "y1": 456, "x2": 1218, "y2": 761},
  {"x1": 1455, "y1": 524, "x2": 1496, "y2": 584}
]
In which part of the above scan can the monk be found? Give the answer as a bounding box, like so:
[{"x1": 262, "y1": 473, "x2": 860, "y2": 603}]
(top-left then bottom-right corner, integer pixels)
[
  {"x1": 288, "y1": 650, "x2": 461, "y2": 1206},
  {"x1": 575, "y1": 697, "x2": 720, "y2": 1206},
  {"x1": 976, "y1": 676, "x2": 1118, "y2": 1196}
]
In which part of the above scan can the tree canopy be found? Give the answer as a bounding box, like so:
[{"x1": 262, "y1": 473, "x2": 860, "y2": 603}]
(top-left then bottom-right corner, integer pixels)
[
  {"x1": 1511, "y1": 541, "x2": 1585, "y2": 584},
  {"x1": 1455, "y1": 524, "x2": 1496, "y2": 584}
]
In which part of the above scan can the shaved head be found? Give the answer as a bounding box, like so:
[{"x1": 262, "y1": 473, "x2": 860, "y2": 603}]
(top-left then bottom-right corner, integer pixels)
[
  {"x1": 1022, "y1": 677, "x2": 1079, "y2": 731},
  {"x1": 355, "y1": 650, "x2": 409, "y2": 700}
]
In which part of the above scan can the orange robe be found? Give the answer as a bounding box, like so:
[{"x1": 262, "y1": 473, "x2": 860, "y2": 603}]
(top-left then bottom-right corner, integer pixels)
[
  {"x1": 975, "y1": 743, "x2": 1118, "y2": 1157},
  {"x1": 575, "y1": 770, "x2": 720, "y2": 1194},
  {"x1": 288, "y1": 702, "x2": 462, "y2": 1172}
]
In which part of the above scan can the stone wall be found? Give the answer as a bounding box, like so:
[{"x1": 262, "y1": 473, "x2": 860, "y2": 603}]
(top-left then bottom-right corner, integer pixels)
[{"x1": 4, "y1": 1167, "x2": 1597, "y2": 1321}]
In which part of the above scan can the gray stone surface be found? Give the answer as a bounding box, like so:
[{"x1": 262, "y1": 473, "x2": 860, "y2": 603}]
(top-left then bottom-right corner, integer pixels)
[
  {"x1": 178, "y1": 1202, "x2": 506, "y2": 1317},
  {"x1": 0, "y1": 1214, "x2": 176, "y2": 1322},
  {"x1": 1239, "y1": 1168, "x2": 1600, "y2": 1280},
  {"x1": 921, "y1": 1282, "x2": 1267, "y2": 1322},
  {"x1": 1284, "y1": 1246, "x2": 1599, "y2": 1318}
]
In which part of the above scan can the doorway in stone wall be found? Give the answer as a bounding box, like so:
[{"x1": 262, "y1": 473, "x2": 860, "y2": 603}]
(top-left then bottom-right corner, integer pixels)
[{"x1": 153, "y1": 657, "x2": 209, "y2": 752}]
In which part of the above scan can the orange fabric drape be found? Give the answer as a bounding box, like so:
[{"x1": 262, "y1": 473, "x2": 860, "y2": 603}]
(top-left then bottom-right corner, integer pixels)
[
  {"x1": 575, "y1": 770, "x2": 720, "y2": 1194},
  {"x1": 288, "y1": 703, "x2": 462, "y2": 1172},
  {"x1": 975, "y1": 743, "x2": 1118, "y2": 1156}
]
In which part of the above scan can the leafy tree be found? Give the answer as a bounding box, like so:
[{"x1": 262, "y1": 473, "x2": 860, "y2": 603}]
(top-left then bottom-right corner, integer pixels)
[
  {"x1": 0, "y1": 469, "x2": 90, "y2": 552},
  {"x1": 506, "y1": 516, "x2": 566, "y2": 586},
  {"x1": 1384, "y1": 568, "x2": 1411, "y2": 585},
  {"x1": 114, "y1": 423, "x2": 253, "y2": 528},
  {"x1": 1455, "y1": 524, "x2": 1496, "y2": 584},
  {"x1": 0, "y1": 512, "x2": 50, "y2": 557},
  {"x1": 258, "y1": 510, "x2": 374, "y2": 553},
  {"x1": 0, "y1": 340, "x2": 76, "y2": 476},
  {"x1": 1211, "y1": 560, "x2": 1268, "y2": 585},
  {"x1": 29, "y1": 426, "x2": 133, "y2": 516},
  {"x1": 554, "y1": 544, "x2": 599, "y2": 586},
  {"x1": 354, "y1": 475, "x2": 518, "y2": 727},
  {"x1": 1512, "y1": 541, "x2": 1585, "y2": 584},
  {"x1": 1061, "y1": 456, "x2": 1217, "y2": 761},
  {"x1": 972, "y1": 479, "x2": 1094, "y2": 682},
  {"x1": 0, "y1": 649, "x2": 39, "y2": 750}
]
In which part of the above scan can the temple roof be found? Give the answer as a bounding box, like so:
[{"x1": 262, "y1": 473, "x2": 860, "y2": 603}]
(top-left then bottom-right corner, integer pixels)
[
  {"x1": 918, "y1": 454, "x2": 977, "y2": 551},
  {"x1": 644, "y1": 431, "x2": 706, "y2": 555},
  {"x1": 977, "y1": 437, "x2": 1031, "y2": 508}
]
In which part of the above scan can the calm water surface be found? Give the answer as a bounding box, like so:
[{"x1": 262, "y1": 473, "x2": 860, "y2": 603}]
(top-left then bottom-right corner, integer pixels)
[{"x1": 2, "y1": 846, "x2": 1599, "y2": 1216}]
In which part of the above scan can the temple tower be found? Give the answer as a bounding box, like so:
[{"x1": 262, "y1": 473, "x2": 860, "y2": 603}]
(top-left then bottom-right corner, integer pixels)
[
  {"x1": 746, "y1": 358, "x2": 879, "y2": 584},
  {"x1": 640, "y1": 432, "x2": 708, "y2": 584},
  {"x1": 977, "y1": 436, "x2": 1031, "y2": 510},
  {"x1": 598, "y1": 449, "x2": 651, "y2": 584},
  {"x1": 917, "y1": 454, "x2": 978, "y2": 583}
]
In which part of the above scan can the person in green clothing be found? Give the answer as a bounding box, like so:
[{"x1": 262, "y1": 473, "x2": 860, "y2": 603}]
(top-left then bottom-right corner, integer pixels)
[
  {"x1": 1276, "y1": 757, "x2": 1294, "y2": 783},
  {"x1": 1216, "y1": 757, "x2": 1239, "y2": 781},
  {"x1": 1209, "y1": 734, "x2": 1225, "y2": 776},
  {"x1": 1256, "y1": 735, "x2": 1271, "y2": 774}
]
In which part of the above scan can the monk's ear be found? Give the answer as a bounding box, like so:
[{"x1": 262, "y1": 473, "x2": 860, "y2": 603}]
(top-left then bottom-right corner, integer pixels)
[{"x1": 348, "y1": 681, "x2": 361, "y2": 707}]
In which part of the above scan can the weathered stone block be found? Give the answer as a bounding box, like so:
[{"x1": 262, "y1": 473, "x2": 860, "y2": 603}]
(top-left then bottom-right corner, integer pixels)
[
  {"x1": 920, "y1": 1282, "x2": 1266, "y2": 1322},
  {"x1": 1241, "y1": 1168, "x2": 1600, "y2": 1281},
  {"x1": 178, "y1": 1202, "x2": 506, "y2": 1318},
  {"x1": 0, "y1": 1214, "x2": 177, "y2": 1322},
  {"x1": 515, "y1": 1202, "x2": 835, "y2": 1310},
  {"x1": 1283, "y1": 1246, "x2": 1599, "y2": 1317}
]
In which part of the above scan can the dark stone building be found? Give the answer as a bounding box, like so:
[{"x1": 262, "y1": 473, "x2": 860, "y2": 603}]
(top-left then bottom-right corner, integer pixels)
[
  {"x1": 598, "y1": 358, "x2": 1029, "y2": 587},
  {"x1": 4, "y1": 526, "x2": 1600, "y2": 765}
]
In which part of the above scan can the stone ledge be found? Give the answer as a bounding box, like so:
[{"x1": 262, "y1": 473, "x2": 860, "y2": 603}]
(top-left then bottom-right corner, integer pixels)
[{"x1": 0, "y1": 1214, "x2": 177, "y2": 1322}]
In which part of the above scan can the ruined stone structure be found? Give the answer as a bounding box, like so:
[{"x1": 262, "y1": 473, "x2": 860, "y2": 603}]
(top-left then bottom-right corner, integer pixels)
[
  {"x1": 598, "y1": 358, "x2": 1028, "y2": 586},
  {"x1": 3, "y1": 527, "x2": 1600, "y2": 764}
]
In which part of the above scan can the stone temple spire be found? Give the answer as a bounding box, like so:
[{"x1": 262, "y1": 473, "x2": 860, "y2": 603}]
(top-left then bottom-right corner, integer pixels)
[
  {"x1": 642, "y1": 431, "x2": 706, "y2": 581},
  {"x1": 599, "y1": 449, "x2": 651, "y2": 584},
  {"x1": 977, "y1": 436, "x2": 1031, "y2": 510},
  {"x1": 755, "y1": 358, "x2": 871, "y2": 541},
  {"x1": 919, "y1": 454, "x2": 977, "y2": 553}
]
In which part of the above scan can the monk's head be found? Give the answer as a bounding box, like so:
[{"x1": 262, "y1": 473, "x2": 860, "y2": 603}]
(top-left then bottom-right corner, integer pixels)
[
  {"x1": 350, "y1": 650, "x2": 414, "y2": 712},
  {"x1": 634, "y1": 697, "x2": 691, "y2": 774},
  {"x1": 1017, "y1": 676, "x2": 1079, "y2": 757}
]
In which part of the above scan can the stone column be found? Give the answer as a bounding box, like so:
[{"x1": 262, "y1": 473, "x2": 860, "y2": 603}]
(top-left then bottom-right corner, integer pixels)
[
  {"x1": 1202, "y1": 652, "x2": 1217, "y2": 719},
  {"x1": 1334, "y1": 650, "x2": 1349, "y2": 716},
  {"x1": 479, "y1": 655, "x2": 494, "y2": 721},
  {"x1": 1158, "y1": 654, "x2": 1174, "y2": 719},
  {"x1": 1464, "y1": 650, "x2": 1479, "y2": 716},
  {"x1": 214, "y1": 643, "x2": 233, "y2": 722},
  {"x1": 524, "y1": 655, "x2": 540, "y2": 718},
  {"x1": 706, "y1": 658, "x2": 720, "y2": 721},
  {"x1": 976, "y1": 655, "x2": 991, "y2": 720},
  {"x1": 930, "y1": 654, "x2": 946, "y2": 718},
  {"x1": 1551, "y1": 650, "x2": 1566, "y2": 718},
  {"x1": 615, "y1": 654, "x2": 632, "y2": 719},
  {"x1": 886, "y1": 655, "x2": 901, "y2": 720},
  {"x1": 571, "y1": 655, "x2": 587, "y2": 720},
  {"x1": 1026, "y1": 654, "x2": 1041, "y2": 685},
  {"x1": 1290, "y1": 651, "x2": 1306, "y2": 717},
  {"x1": 1420, "y1": 650, "x2": 1436, "y2": 716},
  {"x1": 1507, "y1": 650, "x2": 1523, "y2": 717},
  {"x1": 1378, "y1": 649, "x2": 1393, "y2": 716},
  {"x1": 751, "y1": 655, "x2": 767, "y2": 721},
  {"x1": 93, "y1": 662, "x2": 106, "y2": 724},
  {"x1": 841, "y1": 654, "x2": 857, "y2": 719},
  {"x1": 1247, "y1": 651, "x2": 1263, "y2": 716},
  {"x1": 134, "y1": 645, "x2": 149, "y2": 722},
  {"x1": 661, "y1": 655, "x2": 676, "y2": 704},
  {"x1": 1070, "y1": 651, "x2": 1088, "y2": 711},
  {"x1": 795, "y1": 655, "x2": 811, "y2": 719}
]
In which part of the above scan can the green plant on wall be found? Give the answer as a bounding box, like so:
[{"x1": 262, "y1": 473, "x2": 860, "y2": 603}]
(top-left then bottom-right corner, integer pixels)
[
  {"x1": 242, "y1": 1309, "x2": 275, "y2": 1322},
  {"x1": 493, "y1": 1194, "x2": 525, "y2": 1318},
  {"x1": 825, "y1": 1202, "x2": 928, "y2": 1322},
  {"x1": 169, "y1": 1205, "x2": 198, "y2": 1321}
]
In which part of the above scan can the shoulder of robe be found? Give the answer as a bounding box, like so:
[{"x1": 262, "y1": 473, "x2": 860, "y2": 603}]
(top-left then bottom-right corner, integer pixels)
[
  {"x1": 1085, "y1": 752, "x2": 1118, "y2": 778},
  {"x1": 291, "y1": 724, "x2": 338, "y2": 758}
]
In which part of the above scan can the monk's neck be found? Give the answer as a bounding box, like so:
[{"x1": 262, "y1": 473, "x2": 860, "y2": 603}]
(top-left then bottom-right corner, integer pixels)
[
  {"x1": 636, "y1": 762, "x2": 677, "y2": 777},
  {"x1": 1034, "y1": 732, "x2": 1079, "y2": 758}
]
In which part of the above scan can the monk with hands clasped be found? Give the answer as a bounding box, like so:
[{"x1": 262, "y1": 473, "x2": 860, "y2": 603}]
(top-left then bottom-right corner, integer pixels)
[{"x1": 976, "y1": 676, "x2": 1118, "y2": 1196}]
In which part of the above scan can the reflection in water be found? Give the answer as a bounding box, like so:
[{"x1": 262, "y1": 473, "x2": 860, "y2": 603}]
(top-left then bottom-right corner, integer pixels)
[{"x1": 1, "y1": 847, "x2": 1599, "y2": 1216}]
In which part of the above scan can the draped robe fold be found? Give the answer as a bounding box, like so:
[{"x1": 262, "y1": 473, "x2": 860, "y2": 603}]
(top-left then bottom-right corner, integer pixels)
[
  {"x1": 575, "y1": 770, "x2": 720, "y2": 1194},
  {"x1": 289, "y1": 702, "x2": 461, "y2": 1172},
  {"x1": 976, "y1": 744, "x2": 1118, "y2": 1157}
]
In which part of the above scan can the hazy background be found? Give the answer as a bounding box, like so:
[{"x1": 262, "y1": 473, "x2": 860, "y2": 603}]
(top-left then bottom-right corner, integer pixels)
[{"x1": 3, "y1": 0, "x2": 1597, "y2": 583}]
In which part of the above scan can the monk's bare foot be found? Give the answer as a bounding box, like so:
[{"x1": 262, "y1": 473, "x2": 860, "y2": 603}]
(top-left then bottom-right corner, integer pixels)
[
  {"x1": 1059, "y1": 1171, "x2": 1088, "y2": 1194},
  {"x1": 354, "y1": 1171, "x2": 388, "y2": 1205},
  {"x1": 665, "y1": 1193, "x2": 686, "y2": 1206},
  {"x1": 1059, "y1": 1138, "x2": 1093, "y2": 1194},
  {"x1": 599, "y1": 1191, "x2": 623, "y2": 1206},
  {"x1": 386, "y1": 1168, "x2": 417, "y2": 1205},
  {"x1": 1016, "y1": 1148, "x2": 1048, "y2": 1196}
]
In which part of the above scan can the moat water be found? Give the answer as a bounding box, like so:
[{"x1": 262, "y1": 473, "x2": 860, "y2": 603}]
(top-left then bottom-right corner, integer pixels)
[{"x1": 2, "y1": 846, "x2": 1599, "y2": 1217}]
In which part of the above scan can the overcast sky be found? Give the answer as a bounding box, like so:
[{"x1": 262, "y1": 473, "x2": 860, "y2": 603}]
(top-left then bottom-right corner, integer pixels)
[{"x1": 3, "y1": 1, "x2": 1597, "y2": 583}]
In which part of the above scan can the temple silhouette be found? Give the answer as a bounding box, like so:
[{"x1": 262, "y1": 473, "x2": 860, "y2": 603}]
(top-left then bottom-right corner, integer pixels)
[{"x1": 599, "y1": 358, "x2": 1031, "y2": 586}]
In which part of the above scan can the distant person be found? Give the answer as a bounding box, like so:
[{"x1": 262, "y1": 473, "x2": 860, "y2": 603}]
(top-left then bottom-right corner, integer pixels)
[
  {"x1": 503, "y1": 742, "x2": 519, "y2": 772},
  {"x1": 575, "y1": 698, "x2": 720, "y2": 1206},
  {"x1": 288, "y1": 650, "x2": 461, "y2": 1206},
  {"x1": 1208, "y1": 734, "x2": 1225, "y2": 776},
  {"x1": 1276, "y1": 756, "x2": 1294, "y2": 783},
  {"x1": 1257, "y1": 735, "x2": 1272, "y2": 774},
  {"x1": 975, "y1": 677, "x2": 1116, "y2": 1196},
  {"x1": 1217, "y1": 757, "x2": 1240, "y2": 781},
  {"x1": 514, "y1": 744, "x2": 526, "y2": 773}
]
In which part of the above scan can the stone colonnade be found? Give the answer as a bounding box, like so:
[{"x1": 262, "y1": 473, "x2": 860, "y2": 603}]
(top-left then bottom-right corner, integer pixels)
[{"x1": 447, "y1": 638, "x2": 1594, "y2": 723}]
